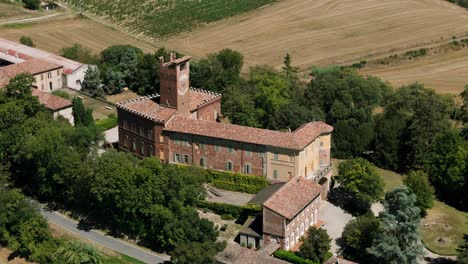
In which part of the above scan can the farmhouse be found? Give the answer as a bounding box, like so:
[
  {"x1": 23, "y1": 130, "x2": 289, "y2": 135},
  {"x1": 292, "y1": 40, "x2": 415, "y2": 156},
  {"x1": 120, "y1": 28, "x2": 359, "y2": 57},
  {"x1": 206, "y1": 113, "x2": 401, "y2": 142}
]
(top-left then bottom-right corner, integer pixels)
[
  {"x1": 32, "y1": 89, "x2": 74, "y2": 125},
  {"x1": 0, "y1": 37, "x2": 92, "y2": 90},
  {"x1": 117, "y1": 54, "x2": 333, "y2": 187},
  {"x1": 240, "y1": 177, "x2": 322, "y2": 250},
  {"x1": 0, "y1": 58, "x2": 63, "y2": 90}
]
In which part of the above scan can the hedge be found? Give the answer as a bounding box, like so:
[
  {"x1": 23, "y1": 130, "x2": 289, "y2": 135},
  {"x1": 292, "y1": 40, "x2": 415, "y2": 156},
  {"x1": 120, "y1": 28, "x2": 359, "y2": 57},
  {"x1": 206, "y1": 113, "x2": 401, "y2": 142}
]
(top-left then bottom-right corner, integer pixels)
[
  {"x1": 197, "y1": 200, "x2": 261, "y2": 219},
  {"x1": 206, "y1": 169, "x2": 269, "y2": 194},
  {"x1": 273, "y1": 250, "x2": 318, "y2": 264}
]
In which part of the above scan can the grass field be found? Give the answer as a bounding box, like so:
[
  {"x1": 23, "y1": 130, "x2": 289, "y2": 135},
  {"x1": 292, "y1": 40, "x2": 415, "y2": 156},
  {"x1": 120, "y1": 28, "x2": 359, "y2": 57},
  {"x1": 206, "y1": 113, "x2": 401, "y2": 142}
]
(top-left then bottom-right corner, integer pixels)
[
  {"x1": 58, "y1": 88, "x2": 116, "y2": 121},
  {"x1": 361, "y1": 47, "x2": 468, "y2": 94},
  {"x1": 0, "y1": 2, "x2": 45, "y2": 23},
  {"x1": 0, "y1": 15, "x2": 158, "y2": 55}
]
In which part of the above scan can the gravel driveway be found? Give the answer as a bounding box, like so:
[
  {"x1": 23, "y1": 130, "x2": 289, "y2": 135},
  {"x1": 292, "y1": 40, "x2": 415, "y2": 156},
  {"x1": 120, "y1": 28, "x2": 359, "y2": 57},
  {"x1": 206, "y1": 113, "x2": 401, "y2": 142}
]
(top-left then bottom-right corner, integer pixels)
[{"x1": 319, "y1": 200, "x2": 353, "y2": 254}]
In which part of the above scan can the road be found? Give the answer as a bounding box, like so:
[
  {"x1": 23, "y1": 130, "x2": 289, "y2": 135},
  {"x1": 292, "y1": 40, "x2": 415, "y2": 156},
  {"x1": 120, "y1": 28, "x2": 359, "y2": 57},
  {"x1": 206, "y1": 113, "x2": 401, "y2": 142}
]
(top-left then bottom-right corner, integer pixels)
[{"x1": 40, "y1": 209, "x2": 169, "y2": 264}]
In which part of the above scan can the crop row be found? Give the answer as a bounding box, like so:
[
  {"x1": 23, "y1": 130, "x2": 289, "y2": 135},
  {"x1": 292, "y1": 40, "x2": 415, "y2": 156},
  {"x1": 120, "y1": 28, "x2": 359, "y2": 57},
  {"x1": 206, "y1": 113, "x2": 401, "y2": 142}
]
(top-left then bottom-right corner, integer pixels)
[{"x1": 61, "y1": 0, "x2": 275, "y2": 37}]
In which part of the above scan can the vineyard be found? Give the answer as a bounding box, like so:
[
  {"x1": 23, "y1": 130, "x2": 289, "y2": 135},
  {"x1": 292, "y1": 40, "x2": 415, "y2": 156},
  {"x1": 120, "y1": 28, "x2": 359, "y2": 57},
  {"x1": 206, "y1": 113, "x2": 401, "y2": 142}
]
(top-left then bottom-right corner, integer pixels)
[{"x1": 60, "y1": 0, "x2": 275, "y2": 38}]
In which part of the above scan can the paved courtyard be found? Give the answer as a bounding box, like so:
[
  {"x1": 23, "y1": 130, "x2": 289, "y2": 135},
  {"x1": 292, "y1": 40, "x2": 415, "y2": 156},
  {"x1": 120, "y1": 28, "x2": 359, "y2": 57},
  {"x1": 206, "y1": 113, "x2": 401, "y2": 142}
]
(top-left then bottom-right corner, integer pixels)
[{"x1": 319, "y1": 200, "x2": 353, "y2": 254}]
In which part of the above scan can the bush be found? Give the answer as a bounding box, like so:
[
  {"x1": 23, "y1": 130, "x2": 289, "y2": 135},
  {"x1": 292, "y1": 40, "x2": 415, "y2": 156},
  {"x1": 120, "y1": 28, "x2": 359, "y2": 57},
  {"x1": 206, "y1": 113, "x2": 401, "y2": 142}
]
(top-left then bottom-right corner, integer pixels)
[
  {"x1": 220, "y1": 214, "x2": 235, "y2": 220},
  {"x1": 51, "y1": 90, "x2": 70, "y2": 100},
  {"x1": 206, "y1": 169, "x2": 269, "y2": 194},
  {"x1": 220, "y1": 224, "x2": 228, "y2": 232},
  {"x1": 19, "y1": 36, "x2": 35, "y2": 47},
  {"x1": 273, "y1": 250, "x2": 318, "y2": 264},
  {"x1": 23, "y1": 0, "x2": 40, "y2": 10}
]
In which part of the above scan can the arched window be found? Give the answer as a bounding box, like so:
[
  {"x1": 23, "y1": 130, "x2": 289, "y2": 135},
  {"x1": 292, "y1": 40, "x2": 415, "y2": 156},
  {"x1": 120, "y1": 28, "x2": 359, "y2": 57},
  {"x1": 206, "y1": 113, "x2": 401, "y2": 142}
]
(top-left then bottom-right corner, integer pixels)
[
  {"x1": 140, "y1": 142, "x2": 145, "y2": 156},
  {"x1": 226, "y1": 161, "x2": 233, "y2": 171},
  {"x1": 123, "y1": 135, "x2": 128, "y2": 147},
  {"x1": 132, "y1": 139, "x2": 136, "y2": 151},
  {"x1": 149, "y1": 146, "x2": 154, "y2": 156},
  {"x1": 200, "y1": 157, "x2": 207, "y2": 167}
]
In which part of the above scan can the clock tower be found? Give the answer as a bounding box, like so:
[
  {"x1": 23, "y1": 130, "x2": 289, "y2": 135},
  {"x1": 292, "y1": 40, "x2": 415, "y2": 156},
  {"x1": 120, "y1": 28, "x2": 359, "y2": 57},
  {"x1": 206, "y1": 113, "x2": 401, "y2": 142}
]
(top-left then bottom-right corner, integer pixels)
[{"x1": 159, "y1": 53, "x2": 191, "y2": 117}]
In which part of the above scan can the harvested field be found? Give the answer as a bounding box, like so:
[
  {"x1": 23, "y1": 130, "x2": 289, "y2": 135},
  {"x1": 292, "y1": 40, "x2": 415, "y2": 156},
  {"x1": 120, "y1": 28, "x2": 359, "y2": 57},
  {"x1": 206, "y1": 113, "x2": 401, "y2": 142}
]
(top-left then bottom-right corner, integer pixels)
[
  {"x1": 0, "y1": 248, "x2": 33, "y2": 264},
  {"x1": 162, "y1": 0, "x2": 468, "y2": 69},
  {"x1": 0, "y1": 3, "x2": 44, "y2": 24},
  {"x1": 0, "y1": 15, "x2": 158, "y2": 55},
  {"x1": 361, "y1": 48, "x2": 468, "y2": 94}
]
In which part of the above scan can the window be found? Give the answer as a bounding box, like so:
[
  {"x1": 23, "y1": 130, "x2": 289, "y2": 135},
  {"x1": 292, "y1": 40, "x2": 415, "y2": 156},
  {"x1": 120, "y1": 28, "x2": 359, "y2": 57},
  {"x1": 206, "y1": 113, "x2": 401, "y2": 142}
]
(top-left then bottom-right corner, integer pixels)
[
  {"x1": 149, "y1": 146, "x2": 154, "y2": 156},
  {"x1": 285, "y1": 237, "x2": 289, "y2": 249},
  {"x1": 123, "y1": 120, "x2": 128, "y2": 129},
  {"x1": 123, "y1": 135, "x2": 128, "y2": 147},
  {"x1": 132, "y1": 140, "x2": 136, "y2": 151},
  {"x1": 139, "y1": 127, "x2": 144, "y2": 136},
  {"x1": 199, "y1": 143, "x2": 205, "y2": 149},
  {"x1": 273, "y1": 170, "x2": 278, "y2": 179},
  {"x1": 320, "y1": 141, "x2": 324, "y2": 147},
  {"x1": 258, "y1": 152, "x2": 264, "y2": 158},
  {"x1": 227, "y1": 144, "x2": 233, "y2": 153},
  {"x1": 200, "y1": 157, "x2": 206, "y2": 167},
  {"x1": 243, "y1": 164, "x2": 252, "y2": 174},
  {"x1": 148, "y1": 129, "x2": 153, "y2": 139},
  {"x1": 140, "y1": 143, "x2": 145, "y2": 156},
  {"x1": 174, "y1": 153, "x2": 181, "y2": 162},
  {"x1": 226, "y1": 161, "x2": 233, "y2": 171},
  {"x1": 274, "y1": 152, "x2": 279, "y2": 160},
  {"x1": 184, "y1": 155, "x2": 190, "y2": 164},
  {"x1": 47, "y1": 72, "x2": 52, "y2": 78},
  {"x1": 215, "y1": 144, "x2": 221, "y2": 152}
]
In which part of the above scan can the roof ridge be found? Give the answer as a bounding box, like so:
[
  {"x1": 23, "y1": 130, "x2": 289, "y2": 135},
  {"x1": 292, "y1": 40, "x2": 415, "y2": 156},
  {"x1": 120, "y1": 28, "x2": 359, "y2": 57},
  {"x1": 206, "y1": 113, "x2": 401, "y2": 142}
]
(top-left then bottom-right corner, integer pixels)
[{"x1": 116, "y1": 94, "x2": 168, "y2": 123}]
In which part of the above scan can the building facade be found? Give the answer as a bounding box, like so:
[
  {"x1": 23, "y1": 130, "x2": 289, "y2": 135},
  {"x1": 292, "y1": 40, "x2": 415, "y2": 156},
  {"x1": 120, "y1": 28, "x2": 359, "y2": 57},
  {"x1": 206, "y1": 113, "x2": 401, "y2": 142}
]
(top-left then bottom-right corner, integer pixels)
[
  {"x1": 0, "y1": 59, "x2": 63, "y2": 91},
  {"x1": 117, "y1": 55, "x2": 333, "y2": 186}
]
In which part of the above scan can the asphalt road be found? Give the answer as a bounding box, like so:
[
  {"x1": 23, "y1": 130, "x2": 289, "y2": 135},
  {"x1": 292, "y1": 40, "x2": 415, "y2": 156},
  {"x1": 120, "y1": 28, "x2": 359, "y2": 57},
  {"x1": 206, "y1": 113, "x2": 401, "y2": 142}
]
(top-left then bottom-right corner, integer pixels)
[{"x1": 40, "y1": 209, "x2": 169, "y2": 264}]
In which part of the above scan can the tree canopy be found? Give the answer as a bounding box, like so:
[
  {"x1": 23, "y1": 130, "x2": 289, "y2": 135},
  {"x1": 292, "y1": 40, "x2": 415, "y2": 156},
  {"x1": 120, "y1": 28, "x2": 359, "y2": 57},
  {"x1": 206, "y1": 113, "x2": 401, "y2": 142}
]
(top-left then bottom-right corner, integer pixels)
[{"x1": 297, "y1": 227, "x2": 332, "y2": 263}]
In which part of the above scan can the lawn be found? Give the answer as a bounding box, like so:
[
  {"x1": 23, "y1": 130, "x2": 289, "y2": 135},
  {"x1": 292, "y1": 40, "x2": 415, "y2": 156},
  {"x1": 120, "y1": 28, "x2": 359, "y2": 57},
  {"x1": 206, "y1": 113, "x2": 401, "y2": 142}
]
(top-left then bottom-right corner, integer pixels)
[
  {"x1": 57, "y1": 88, "x2": 116, "y2": 120},
  {"x1": 333, "y1": 159, "x2": 467, "y2": 255},
  {"x1": 96, "y1": 115, "x2": 118, "y2": 130},
  {"x1": 421, "y1": 201, "x2": 468, "y2": 256}
]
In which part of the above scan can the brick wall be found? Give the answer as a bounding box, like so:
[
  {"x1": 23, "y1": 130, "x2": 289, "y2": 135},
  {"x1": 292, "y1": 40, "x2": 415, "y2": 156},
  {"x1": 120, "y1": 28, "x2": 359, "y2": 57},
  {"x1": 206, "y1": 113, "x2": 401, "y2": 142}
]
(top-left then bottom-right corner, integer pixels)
[
  {"x1": 196, "y1": 100, "x2": 221, "y2": 122},
  {"x1": 166, "y1": 132, "x2": 265, "y2": 175}
]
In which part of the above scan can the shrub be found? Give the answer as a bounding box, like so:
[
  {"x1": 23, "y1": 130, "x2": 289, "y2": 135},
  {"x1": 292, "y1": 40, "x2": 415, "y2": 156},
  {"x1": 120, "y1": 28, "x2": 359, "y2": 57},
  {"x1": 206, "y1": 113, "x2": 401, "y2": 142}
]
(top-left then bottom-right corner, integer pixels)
[
  {"x1": 23, "y1": 0, "x2": 40, "y2": 10},
  {"x1": 273, "y1": 250, "x2": 317, "y2": 264},
  {"x1": 220, "y1": 224, "x2": 228, "y2": 232},
  {"x1": 19, "y1": 36, "x2": 35, "y2": 47},
  {"x1": 206, "y1": 169, "x2": 269, "y2": 194},
  {"x1": 220, "y1": 214, "x2": 235, "y2": 220}
]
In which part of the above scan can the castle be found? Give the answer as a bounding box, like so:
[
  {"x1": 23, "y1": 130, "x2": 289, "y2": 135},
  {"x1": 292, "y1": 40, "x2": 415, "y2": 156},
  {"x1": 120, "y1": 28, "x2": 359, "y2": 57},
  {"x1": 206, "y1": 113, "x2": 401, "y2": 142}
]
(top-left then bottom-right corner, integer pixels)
[{"x1": 116, "y1": 55, "x2": 333, "y2": 187}]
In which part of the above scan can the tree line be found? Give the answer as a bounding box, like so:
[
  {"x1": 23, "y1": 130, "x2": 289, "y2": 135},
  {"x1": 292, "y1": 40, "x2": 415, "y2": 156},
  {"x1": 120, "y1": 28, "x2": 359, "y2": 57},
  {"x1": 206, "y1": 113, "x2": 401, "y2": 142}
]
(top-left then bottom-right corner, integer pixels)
[{"x1": 0, "y1": 74, "x2": 224, "y2": 263}]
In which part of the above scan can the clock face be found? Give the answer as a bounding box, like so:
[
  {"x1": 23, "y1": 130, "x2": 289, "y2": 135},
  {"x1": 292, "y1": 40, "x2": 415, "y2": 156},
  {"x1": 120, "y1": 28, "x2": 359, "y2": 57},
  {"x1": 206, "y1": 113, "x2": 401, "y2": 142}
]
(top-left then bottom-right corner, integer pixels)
[{"x1": 178, "y1": 74, "x2": 189, "y2": 95}]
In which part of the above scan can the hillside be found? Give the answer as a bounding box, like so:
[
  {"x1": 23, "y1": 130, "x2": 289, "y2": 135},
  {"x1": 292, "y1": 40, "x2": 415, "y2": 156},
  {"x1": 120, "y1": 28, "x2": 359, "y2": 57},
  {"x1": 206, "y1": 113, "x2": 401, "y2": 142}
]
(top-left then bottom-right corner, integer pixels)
[{"x1": 59, "y1": 0, "x2": 275, "y2": 37}]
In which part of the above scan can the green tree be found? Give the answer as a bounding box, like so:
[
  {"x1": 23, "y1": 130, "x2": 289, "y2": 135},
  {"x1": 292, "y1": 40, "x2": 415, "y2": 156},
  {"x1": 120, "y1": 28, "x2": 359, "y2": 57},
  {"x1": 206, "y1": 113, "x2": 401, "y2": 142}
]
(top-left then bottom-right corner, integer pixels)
[
  {"x1": 297, "y1": 226, "x2": 332, "y2": 263},
  {"x1": 403, "y1": 171, "x2": 435, "y2": 215},
  {"x1": 100, "y1": 45, "x2": 143, "y2": 65},
  {"x1": 82, "y1": 67, "x2": 103, "y2": 97},
  {"x1": 335, "y1": 158, "x2": 384, "y2": 212},
  {"x1": 171, "y1": 241, "x2": 226, "y2": 264},
  {"x1": 341, "y1": 213, "x2": 381, "y2": 262},
  {"x1": 282, "y1": 53, "x2": 299, "y2": 79},
  {"x1": 5, "y1": 73, "x2": 34, "y2": 98},
  {"x1": 118, "y1": 49, "x2": 139, "y2": 89},
  {"x1": 104, "y1": 68, "x2": 126, "y2": 95},
  {"x1": 19, "y1": 36, "x2": 35, "y2": 47},
  {"x1": 23, "y1": 0, "x2": 40, "y2": 10},
  {"x1": 72, "y1": 97, "x2": 94, "y2": 127},
  {"x1": 55, "y1": 240, "x2": 102, "y2": 264},
  {"x1": 368, "y1": 187, "x2": 423, "y2": 264},
  {"x1": 374, "y1": 83, "x2": 453, "y2": 171},
  {"x1": 60, "y1": 44, "x2": 98, "y2": 64},
  {"x1": 221, "y1": 85, "x2": 260, "y2": 127},
  {"x1": 424, "y1": 129, "x2": 467, "y2": 210}
]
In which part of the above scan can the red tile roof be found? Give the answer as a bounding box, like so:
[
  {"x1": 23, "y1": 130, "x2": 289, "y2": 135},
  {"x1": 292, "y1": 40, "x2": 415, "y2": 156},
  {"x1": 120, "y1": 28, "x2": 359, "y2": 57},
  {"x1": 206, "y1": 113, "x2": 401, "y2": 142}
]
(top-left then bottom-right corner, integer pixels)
[
  {"x1": 216, "y1": 242, "x2": 288, "y2": 264},
  {"x1": 32, "y1": 89, "x2": 72, "y2": 111},
  {"x1": 0, "y1": 59, "x2": 62, "y2": 87},
  {"x1": 189, "y1": 88, "x2": 221, "y2": 111},
  {"x1": 165, "y1": 116, "x2": 332, "y2": 150},
  {"x1": 116, "y1": 94, "x2": 177, "y2": 123},
  {"x1": 263, "y1": 177, "x2": 322, "y2": 220},
  {"x1": 0, "y1": 37, "x2": 84, "y2": 74}
]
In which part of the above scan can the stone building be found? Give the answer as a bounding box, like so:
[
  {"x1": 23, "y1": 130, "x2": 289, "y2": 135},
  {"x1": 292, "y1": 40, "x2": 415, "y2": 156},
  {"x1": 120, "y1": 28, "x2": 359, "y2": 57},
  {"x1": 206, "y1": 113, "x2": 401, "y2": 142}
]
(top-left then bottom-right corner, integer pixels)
[
  {"x1": 0, "y1": 58, "x2": 63, "y2": 91},
  {"x1": 117, "y1": 55, "x2": 333, "y2": 186},
  {"x1": 241, "y1": 177, "x2": 322, "y2": 250},
  {"x1": 32, "y1": 89, "x2": 74, "y2": 125},
  {"x1": 0, "y1": 37, "x2": 93, "y2": 90}
]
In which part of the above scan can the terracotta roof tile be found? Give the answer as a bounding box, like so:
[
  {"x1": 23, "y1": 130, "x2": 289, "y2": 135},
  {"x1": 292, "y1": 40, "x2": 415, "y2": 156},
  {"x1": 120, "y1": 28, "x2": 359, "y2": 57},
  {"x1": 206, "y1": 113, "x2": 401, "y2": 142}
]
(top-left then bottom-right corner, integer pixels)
[
  {"x1": 189, "y1": 88, "x2": 221, "y2": 111},
  {"x1": 0, "y1": 59, "x2": 62, "y2": 87},
  {"x1": 165, "y1": 116, "x2": 332, "y2": 150},
  {"x1": 0, "y1": 37, "x2": 84, "y2": 73},
  {"x1": 263, "y1": 177, "x2": 322, "y2": 220},
  {"x1": 116, "y1": 95, "x2": 177, "y2": 123},
  {"x1": 216, "y1": 243, "x2": 288, "y2": 264},
  {"x1": 32, "y1": 89, "x2": 72, "y2": 111}
]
